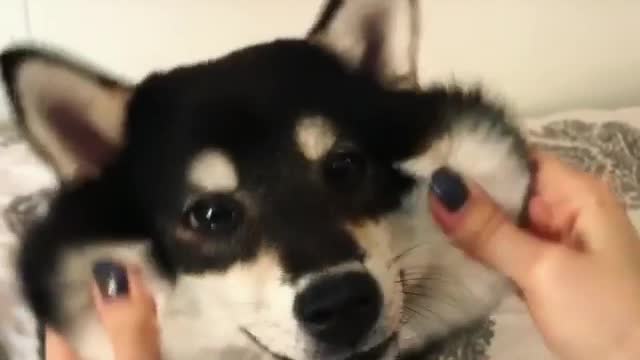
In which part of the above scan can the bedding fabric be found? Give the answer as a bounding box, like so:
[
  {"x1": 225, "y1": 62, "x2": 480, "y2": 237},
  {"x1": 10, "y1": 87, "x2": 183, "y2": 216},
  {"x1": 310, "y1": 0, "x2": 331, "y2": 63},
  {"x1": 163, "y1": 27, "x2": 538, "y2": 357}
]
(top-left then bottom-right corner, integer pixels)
[{"x1": 1, "y1": 107, "x2": 639, "y2": 360}]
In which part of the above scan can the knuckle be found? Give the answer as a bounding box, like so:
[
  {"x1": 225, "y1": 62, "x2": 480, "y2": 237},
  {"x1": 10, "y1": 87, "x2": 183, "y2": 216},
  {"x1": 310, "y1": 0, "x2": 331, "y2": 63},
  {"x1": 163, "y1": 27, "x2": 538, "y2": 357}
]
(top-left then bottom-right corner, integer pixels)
[
  {"x1": 591, "y1": 177, "x2": 613, "y2": 195},
  {"x1": 527, "y1": 248, "x2": 564, "y2": 288},
  {"x1": 576, "y1": 175, "x2": 616, "y2": 208},
  {"x1": 478, "y1": 209, "x2": 508, "y2": 245}
]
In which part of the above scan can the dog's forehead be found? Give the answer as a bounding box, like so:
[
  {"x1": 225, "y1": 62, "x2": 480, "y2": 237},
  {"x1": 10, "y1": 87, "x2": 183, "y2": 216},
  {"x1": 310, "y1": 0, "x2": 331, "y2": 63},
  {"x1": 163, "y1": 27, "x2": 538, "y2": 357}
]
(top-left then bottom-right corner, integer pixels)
[
  {"x1": 121, "y1": 39, "x2": 411, "y2": 215},
  {"x1": 145, "y1": 40, "x2": 370, "y2": 106},
  {"x1": 183, "y1": 118, "x2": 340, "y2": 197},
  {"x1": 126, "y1": 43, "x2": 383, "y2": 164},
  {"x1": 128, "y1": 39, "x2": 385, "y2": 137}
]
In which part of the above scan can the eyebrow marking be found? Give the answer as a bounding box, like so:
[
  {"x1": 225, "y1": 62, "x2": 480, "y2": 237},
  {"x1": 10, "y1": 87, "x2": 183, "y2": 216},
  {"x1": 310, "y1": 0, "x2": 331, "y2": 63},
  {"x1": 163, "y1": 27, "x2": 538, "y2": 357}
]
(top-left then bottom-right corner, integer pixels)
[
  {"x1": 295, "y1": 116, "x2": 337, "y2": 161},
  {"x1": 188, "y1": 150, "x2": 238, "y2": 192}
]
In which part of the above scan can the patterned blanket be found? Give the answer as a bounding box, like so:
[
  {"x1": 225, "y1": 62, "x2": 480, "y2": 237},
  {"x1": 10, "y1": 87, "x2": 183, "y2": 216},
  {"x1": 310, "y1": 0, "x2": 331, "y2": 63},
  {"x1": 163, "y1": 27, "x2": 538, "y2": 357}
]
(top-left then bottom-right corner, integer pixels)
[{"x1": 1, "y1": 108, "x2": 639, "y2": 360}]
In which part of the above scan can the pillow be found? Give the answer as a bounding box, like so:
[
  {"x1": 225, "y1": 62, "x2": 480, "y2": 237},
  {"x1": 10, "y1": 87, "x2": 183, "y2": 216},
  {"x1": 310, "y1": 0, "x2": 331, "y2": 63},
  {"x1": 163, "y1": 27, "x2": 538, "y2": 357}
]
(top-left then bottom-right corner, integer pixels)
[
  {"x1": 1, "y1": 107, "x2": 639, "y2": 359},
  {"x1": 0, "y1": 126, "x2": 55, "y2": 360}
]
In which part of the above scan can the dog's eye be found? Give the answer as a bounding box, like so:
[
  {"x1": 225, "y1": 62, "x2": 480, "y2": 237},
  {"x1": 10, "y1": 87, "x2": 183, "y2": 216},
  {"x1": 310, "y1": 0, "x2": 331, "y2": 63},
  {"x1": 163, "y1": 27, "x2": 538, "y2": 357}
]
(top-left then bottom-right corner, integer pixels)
[
  {"x1": 183, "y1": 195, "x2": 243, "y2": 235},
  {"x1": 323, "y1": 150, "x2": 367, "y2": 190}
]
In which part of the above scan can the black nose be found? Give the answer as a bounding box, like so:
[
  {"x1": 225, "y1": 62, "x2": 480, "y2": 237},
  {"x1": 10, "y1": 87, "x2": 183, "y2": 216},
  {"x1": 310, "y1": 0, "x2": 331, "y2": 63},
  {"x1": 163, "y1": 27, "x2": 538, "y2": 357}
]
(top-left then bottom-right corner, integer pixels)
[{"x1": 294, "y1": 271, "x2": 382, "y2": 348}]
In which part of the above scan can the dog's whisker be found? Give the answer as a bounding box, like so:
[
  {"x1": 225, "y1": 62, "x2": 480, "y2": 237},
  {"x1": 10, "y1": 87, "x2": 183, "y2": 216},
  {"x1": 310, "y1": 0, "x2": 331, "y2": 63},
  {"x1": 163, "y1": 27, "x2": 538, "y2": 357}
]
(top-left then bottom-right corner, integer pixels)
[
  {"x1": 387, "y1": 243, "x2": 427, "y2": 268},
  {"x1": 406, "y1": 303, "x2": 447, "y2": 325},
  {"x1": 402, "y1": 290, "x2": 430, "y2": 298},
  {"x1": 396, "y1": 275, "x2": 447, "y2": 283}
]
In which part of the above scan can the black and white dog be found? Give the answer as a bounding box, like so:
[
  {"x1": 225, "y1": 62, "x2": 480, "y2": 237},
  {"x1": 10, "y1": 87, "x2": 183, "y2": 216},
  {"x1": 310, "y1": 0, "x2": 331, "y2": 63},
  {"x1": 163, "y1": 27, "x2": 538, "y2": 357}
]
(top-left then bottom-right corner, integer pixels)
[{"x1": 0, "y1": 1, "x2": 531, "y2": 359}]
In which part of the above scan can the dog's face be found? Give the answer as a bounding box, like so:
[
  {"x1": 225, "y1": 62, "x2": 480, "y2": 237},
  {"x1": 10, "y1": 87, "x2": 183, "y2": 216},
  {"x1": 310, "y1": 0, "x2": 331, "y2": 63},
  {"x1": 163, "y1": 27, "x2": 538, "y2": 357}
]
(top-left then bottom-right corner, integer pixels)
[
  {"x1": 1, "y1": 1, "x2": 531, "y2": 359},
  {"x1": 123, "y1": 39, "x2": 418, "y2": 358}
]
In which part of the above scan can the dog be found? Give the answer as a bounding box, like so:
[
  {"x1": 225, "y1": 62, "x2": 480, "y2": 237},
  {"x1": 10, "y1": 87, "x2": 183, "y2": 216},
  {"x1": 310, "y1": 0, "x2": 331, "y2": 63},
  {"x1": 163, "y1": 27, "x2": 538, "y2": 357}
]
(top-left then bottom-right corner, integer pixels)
[{"x1": 0, "y1": 0, "x2": 532, "y2": 359}]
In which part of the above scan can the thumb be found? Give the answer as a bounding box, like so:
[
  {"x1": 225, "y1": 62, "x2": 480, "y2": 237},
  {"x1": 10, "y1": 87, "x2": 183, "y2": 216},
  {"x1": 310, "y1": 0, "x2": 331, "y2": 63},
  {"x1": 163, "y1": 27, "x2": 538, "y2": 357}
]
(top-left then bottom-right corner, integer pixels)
[
  {"x1": 45, "y1": 327, "x2": 79, "y2": 360},
  {"x1": 428, "y1": 167, "x2": 558, "y2": 286},
  {"x1": 91, "y1": 261, "x2": 135, "y2": 328}
]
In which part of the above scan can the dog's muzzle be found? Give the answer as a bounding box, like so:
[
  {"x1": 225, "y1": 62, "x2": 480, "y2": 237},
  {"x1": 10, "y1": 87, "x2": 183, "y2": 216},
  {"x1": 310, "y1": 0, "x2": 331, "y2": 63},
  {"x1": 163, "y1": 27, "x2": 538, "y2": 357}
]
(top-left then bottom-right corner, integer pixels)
[{"x1": 294, "y1": 271, "x2": 382, "y2": 349}]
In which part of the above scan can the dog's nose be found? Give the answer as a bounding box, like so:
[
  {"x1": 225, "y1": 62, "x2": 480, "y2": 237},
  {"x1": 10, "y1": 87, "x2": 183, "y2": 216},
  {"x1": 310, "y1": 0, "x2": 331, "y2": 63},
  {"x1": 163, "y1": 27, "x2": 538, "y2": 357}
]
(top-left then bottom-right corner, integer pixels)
[{"x1": 294, "y1": 271, "x2": 382, "y2": 348}]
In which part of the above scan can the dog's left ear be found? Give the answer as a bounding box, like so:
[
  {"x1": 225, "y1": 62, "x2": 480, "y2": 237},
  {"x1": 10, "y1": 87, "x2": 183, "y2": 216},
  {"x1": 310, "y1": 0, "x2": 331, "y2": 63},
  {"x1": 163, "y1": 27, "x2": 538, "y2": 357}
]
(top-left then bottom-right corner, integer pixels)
[
  {"x1": 1, "y1": 46, "x2": 132, "y2": 182},
  {"x1": 308, "y1": 0, "x2": 421, "y2": 89}
]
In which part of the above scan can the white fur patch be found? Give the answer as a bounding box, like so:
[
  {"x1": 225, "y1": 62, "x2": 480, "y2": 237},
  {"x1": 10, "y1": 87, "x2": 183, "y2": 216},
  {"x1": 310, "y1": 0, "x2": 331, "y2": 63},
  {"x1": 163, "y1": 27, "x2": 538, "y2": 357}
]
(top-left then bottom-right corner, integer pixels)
[
  {"x1": 16, "y1": 60, "x2": 128, "y2": 180},
  {"x1": 295, "y1": 261, "x2": 364, "y2": 290},
  {"x1": 399, "y1": 120, "x2": 529, "y2": 216},
  {"x1": 161, "y1": 250, "x2": 303, "y2": 360},
  {"x1": 294, "y1": 116, "x2": 336, "y2": 161},
  {"x1": 188, "y1": 150, "x2": 238, "y2": 192}
]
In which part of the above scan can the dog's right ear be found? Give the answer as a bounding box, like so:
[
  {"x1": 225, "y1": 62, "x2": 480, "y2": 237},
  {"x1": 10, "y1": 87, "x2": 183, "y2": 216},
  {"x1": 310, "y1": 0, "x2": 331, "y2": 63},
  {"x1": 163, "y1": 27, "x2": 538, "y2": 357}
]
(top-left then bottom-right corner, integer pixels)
[
  {"x1": 1, "y1": 46, "x2": 132, "y2": 183},
  {"x1": 308, "y1": 0, "x2": 421, "y2": 89}
]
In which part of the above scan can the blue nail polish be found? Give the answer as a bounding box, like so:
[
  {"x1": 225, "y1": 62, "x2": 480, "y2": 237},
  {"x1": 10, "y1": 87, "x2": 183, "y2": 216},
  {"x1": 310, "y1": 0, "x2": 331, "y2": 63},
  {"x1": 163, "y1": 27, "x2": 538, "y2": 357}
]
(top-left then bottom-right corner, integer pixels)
[
  {"x1": 92, "y1": 261, "x2": 129, "y2": 299},
  {"x1": 430, "y1": 167, "x2": 469, "y2": 212}
]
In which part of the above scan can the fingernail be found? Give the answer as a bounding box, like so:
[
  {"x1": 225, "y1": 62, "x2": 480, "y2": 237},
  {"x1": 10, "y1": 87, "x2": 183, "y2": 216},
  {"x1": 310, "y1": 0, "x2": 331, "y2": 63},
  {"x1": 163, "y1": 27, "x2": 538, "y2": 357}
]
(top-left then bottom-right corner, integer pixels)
[
  {"x1": 92, "y1": 261, "x2": 129, "y2": 299},
  {"x1": 430, "y1": 167, "x2": 469, "y2": 212}
]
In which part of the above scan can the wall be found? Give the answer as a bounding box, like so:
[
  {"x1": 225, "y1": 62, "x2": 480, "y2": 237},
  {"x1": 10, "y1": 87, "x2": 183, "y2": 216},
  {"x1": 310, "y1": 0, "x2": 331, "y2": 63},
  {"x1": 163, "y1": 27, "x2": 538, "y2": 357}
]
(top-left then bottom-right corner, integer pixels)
[
  {"x1": 2, "y1": 0, "x2": 640, "y2": 121},
  {"x1": 0, "y1": 0, "x2": 28, "y2": 121}
]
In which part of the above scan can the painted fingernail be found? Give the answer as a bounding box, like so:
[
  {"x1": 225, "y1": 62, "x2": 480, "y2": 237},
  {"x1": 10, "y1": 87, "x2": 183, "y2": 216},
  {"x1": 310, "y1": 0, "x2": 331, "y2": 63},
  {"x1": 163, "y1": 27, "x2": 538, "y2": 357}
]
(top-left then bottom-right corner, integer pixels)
[
  {"x1": 92, "y1": 261, "x2": 129, "y2": 299},
  {"x1": 430, "y1": 167, "x2": 469, "y2": 212}
]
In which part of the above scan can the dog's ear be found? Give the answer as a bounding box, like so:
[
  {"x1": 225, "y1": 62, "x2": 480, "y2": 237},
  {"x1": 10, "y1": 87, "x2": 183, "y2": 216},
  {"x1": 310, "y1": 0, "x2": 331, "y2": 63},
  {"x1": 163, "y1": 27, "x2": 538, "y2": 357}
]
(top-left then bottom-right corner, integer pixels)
[
  {"x1": 308, "y1": 0, "x2": 421, "y2": 89},
  {"x1": 1, "y1": 46, "x2": 132, "y2": 182}
]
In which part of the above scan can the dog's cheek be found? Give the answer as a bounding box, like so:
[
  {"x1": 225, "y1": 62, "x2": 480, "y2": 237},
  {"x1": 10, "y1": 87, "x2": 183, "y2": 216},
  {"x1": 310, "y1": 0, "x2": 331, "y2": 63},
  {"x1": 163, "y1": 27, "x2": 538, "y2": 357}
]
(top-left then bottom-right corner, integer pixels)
[
  {"x1": 164, "y1": 250, "x2": 307, "y2": 360},
  {"x1": 393, "y1": 117, "x2": 531, "y2": 345}
]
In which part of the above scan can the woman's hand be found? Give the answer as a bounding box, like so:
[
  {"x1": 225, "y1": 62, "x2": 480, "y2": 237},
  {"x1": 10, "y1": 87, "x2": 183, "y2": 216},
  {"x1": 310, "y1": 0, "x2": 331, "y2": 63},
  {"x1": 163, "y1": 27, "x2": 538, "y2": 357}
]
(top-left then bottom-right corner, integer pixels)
[
  {"x1": 92, "y1": 262, "x2": 161, "y2": 360},
  {"x1": 428, "y1": 151, "x2": 640, "y2": 360},
  {"x1": 45, "y1": 327, "x2": 78, "y2": 360},
  {"x1": 44, "y1": 262, "x2": 161, "y2": 360}
]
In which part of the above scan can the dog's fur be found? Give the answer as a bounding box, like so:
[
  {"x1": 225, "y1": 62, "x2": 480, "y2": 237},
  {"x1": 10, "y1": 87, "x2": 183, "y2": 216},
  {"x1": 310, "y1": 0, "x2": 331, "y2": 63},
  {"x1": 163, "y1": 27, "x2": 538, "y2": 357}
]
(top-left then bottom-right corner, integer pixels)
[{"x1": 0, "y1": 1, "x2": 531, "y2": 359}]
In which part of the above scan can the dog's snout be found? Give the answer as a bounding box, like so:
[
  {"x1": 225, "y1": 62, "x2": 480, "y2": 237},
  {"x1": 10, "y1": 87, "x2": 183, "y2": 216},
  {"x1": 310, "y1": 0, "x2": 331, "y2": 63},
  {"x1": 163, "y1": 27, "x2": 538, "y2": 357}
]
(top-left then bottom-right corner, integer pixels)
[{"x1": 294, "y1": 272, "x2": 381, "y2": 348}]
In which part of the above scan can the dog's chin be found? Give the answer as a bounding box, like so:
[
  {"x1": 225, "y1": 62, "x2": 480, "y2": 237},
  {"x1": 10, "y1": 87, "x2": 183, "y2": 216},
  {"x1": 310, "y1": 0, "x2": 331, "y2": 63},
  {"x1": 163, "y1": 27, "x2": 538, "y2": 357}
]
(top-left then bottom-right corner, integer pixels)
[
  {"x1": 344, "y1": 335, "x2": 398, "y2": 360},
  {"x1": 241, "y1": 329, "x2": 399, "y2": 360}
]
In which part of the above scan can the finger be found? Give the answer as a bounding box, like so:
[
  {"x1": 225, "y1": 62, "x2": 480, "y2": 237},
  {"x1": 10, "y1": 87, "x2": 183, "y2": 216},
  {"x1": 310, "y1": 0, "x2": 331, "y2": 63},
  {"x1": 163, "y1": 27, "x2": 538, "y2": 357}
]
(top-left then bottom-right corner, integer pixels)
[
  {"x1": 45, "y1": 327, "x2": 79, "y2": 360},
  {"x1": 530, "y1": 151, "x2": 582, "y2": 197},
  {"x1": 527, "y1": 196, "x2": 558, "y2": 239},
  {"x1": 572, "y1": 199, "x2": 638, "y2": 254},
  {"x1": 530, "y1": 151, "x2": 609, "y2": 207},
  {"x1": 91, "y1": 280, "x2": 133, "y2": 325},
  {"x1": 92, "y1": 261, "x2": 129, "y2": 300},
  {"x1": 530, "y1": 150, "x2": 580, "y2": 178},
  {"x1": 125, "y1": 265, "x2": 157, "y2": 313},
  {"x1": 91, "y1": 281, "x2": 106, "y2": 314},
  {"x1": 528, "y1": 152, "x2": 635, "y2": 252},
  {"x1": 91, "y1": 261, "x2": 132, "y2": 320},
  {"x1": 528, "y1": 196, "x2": 582, "y2": 245},
  {"x1": 544, "y1": 172, "x2": 633, "y2": 252},
  {"x1": 429, "y1": 167, "x2": 562, "y2": 286}
]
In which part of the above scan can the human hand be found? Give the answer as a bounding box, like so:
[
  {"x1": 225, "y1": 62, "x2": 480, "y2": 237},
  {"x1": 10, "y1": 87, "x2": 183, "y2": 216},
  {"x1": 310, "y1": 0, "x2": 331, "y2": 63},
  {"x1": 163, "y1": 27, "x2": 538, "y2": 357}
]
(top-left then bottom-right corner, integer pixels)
[
  {"x1": 428, "y1": 151, "x2": 640, "y2": 360},
  {"x1": 45, "y1": 327, "x2": 78, "y2": 360},
  {"x1": 45, "y1": 262, "x2": 160, "y2": 360},
  {"x1": 92, "y1": 262, "x2": 160, "y2": 360}
]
